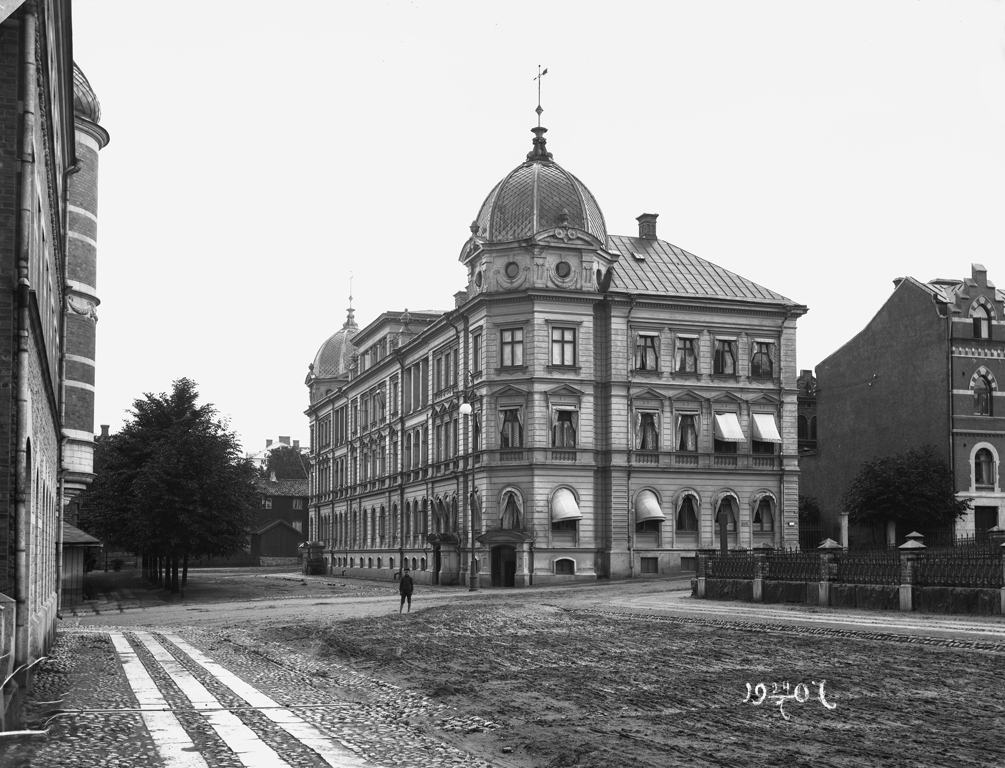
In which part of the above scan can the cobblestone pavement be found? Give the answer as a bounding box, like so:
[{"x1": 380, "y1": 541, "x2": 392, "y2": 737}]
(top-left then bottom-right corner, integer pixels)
[
  {"x1": 4, "y1": 572, "x2": 1005, "y2": 767},
  {"x1": 4, "y1": 624, "x2": 500, "y2": 768}
]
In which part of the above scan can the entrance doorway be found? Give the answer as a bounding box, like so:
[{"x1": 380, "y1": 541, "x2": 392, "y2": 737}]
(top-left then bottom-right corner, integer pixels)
[
  {"x1": 432, "y1": 546, "x2": 441, "y2": 585},
  {"x1": 975, "y1": 507, "x2": 999, "y2": 539},
  {"x1": 491, "y1": 545, "x2": 516, "y2": 587}
]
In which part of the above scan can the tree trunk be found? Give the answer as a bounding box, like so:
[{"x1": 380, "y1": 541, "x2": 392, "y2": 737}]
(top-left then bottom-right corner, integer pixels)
[
  {"x1": 170, "y1": 555, "x2": 180, "y2": 594},
  {"x1": 182, "y1": 553, "x2": 188, "y2": 588}
]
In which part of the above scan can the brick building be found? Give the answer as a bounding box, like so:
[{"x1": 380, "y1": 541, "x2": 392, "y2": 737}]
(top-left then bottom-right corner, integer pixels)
[
  {"x1": 800, "y1": 264, "x2": 1005, "y2": 545},
  {"x1": 0, "y1": 0, "x2": 100, "y2": 728},
  {"x1": 306, "y1": 124, "x2": 806, "y2": 587}
]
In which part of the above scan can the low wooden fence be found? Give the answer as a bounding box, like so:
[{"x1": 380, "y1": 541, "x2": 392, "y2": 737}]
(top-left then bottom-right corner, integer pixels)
[{"x1": 695, "y1": 533, "x2": 1005, "y2": 615}]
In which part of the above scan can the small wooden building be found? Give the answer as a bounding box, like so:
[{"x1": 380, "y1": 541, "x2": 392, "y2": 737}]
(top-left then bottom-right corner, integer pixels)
[{"x1": 61, "y1": 523, "x2": 101, "y2": 607}]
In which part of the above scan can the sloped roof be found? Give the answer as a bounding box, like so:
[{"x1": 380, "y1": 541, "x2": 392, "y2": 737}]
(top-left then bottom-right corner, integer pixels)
[
  {"x1": 251, "y1": 519, "x2": 304, "y2": 536},
  {"x1": 255, "y1": 477, "x2": 308, "y2": 497},
  {"x1": 63, "y1": 522, "x2": 101, "y2": 546},
  {"x1": 607, "y1": 235, "x2": 799, "y2": 305}
]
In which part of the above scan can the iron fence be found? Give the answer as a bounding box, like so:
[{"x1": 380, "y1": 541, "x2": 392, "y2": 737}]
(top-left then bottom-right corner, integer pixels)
[
  {"x1": 765, "y1": 551, "x2": 821, "y2": 582},
  {"x1": 698, "y1": 552, "x2": 758, "y2": 580},
  {"x1": 915, "y1": 552, "x2": 1005, "y2": 589},
  {"x1": 835, "y1": 552, "x2": 902, "y2": 585}
]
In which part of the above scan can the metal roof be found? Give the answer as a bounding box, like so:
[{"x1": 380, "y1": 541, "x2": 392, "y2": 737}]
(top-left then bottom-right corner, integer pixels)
[{"x1": 607, "y1": 235, "x2": 797, "y2": 304}]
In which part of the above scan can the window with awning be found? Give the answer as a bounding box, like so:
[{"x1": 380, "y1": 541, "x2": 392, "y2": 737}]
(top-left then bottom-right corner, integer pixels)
[
  {"x1": 635, "y1": 490, "x2": 665, "y2": 522},
  {"x1": 552, "y1": 488, "x2": 583, "y2": 521},
  {"x1": 752, "y1": 413, "x2": 782, "y2": 443},
  {"x1": 713, "y1": 413, "x2": 745, "y2": 442}
]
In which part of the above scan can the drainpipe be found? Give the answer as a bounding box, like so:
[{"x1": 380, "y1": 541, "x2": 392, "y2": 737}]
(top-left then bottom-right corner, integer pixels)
[
  {"x1": 627, "y1": 298, "x2": 636, "y2": 578},
  {"x1": 394, "y1": 348, "x2": 407, "y2": 577},
  {"x1": 14, "y1": 6, "x2": 37, "y2": 677}
]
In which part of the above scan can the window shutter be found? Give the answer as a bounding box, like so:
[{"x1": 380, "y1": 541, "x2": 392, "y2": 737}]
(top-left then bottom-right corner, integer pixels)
[
  {"x1": 634, "y1": 411, "x2": 643, "y2": 449},
  {"x1": 674, "y1": 414, "x2": 682, "y2": 449}
]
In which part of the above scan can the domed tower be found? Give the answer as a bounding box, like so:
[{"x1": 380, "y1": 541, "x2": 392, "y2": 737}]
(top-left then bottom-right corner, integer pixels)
[
  {"x1": 458, "y1": 126, "x2": 618, "y2": 296},
  {"x1": 305, "y1": 307, "x2": 359, "y2": 402},
  {"x1": 62, "y1": 65, "x2": 110, "y2": 522}
]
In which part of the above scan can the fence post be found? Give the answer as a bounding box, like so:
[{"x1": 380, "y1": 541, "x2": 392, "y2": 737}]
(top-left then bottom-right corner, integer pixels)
[
  {"x1": 752, "y1": 547, "x2": 770, "y2": 602},
  {"x1": 696, "y1": 550, "x2": 710, "y2": 598},
  {"x1": 1000, "y1": 541, "x2": 1005, "y2": 616},
  {"x1": 817, "y1": 538, "x2": 841, "y2": 606},
  {"x1": 898, "y1": 531, "x2": 926, "y2": 611}
]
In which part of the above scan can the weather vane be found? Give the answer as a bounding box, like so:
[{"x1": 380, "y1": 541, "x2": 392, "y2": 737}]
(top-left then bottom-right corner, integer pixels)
[{"x1": 534, "y1": 65, "x2": 548, "y2": 127}]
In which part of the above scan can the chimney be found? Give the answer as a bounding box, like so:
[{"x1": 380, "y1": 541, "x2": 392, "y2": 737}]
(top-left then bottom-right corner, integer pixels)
[
  {"x1": 454, "y1": 289, "x2": 469, "y2": 308},
  {"x1": 266, "y1": 439, "x2": 273, "y2": 448},
  {"x1": 279, "y1": 436, "x2": 290, "y2": 445},
  {"x1": 293, "y1": 440, "x2": 300, "y2": 449},
  {"x1": 636, "y1": 213, "x2": 659, "y2": 240},
  {"x1": 100, "y1": 424, "x2": 109, "y2": 439},
  {"x1": 270, "y1": 471, "x2": 277, "y2": 483}
]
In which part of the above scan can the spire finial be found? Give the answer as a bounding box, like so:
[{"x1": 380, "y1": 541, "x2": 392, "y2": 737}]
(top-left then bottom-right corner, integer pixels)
[
  {"x1": 533, "y1": 65, "x2": 548, "y2": 127},
  {"x1": 345, "y1": 274, "x2": 358, "y2": 329}
]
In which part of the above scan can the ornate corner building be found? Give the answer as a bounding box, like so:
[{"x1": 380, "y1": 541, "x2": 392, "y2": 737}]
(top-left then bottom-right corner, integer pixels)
[{"x1": 306, "y1": 126, "x2": 806, "y2": 587}]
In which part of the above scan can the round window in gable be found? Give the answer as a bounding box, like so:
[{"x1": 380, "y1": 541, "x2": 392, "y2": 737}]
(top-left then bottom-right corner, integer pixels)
[
  {"x1": 505, "y1": 261, "x2": 520, "y2": 279},
  {"x1": 555, "y1": 261, "x2": 571, "y2": 279}
]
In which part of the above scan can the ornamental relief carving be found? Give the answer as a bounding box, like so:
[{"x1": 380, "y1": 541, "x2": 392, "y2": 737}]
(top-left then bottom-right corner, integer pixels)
[{"x1": 67, "y1": 296, "x2": 98, "y2": 322}]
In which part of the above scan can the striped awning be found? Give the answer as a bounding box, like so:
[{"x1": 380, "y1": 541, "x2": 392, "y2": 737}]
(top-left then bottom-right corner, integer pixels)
[
  {"x1": 713, "y1": 412, "x2": 745, "y2": 442},
  {"x1": 635, "y1": 490, "x2": 665, "y2": 522},
  {"x1": 552, "y1": 488, "x2": 583, "y2": 522},
  {"x1": 752, "y1": 413, "x2": 782, "y2": 443}
]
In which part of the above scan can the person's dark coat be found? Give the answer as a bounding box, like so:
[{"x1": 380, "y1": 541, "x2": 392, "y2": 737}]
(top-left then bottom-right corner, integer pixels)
[{"x1": 399, "y1": 573, "x2": 414, "y2": 596}]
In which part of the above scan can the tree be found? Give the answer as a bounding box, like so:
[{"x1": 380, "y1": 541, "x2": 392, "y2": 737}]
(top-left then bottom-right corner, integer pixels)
[
  {"x1": 84, "y1": 378, "x2": 258, "y2": 593},
  {"x1": 840, "y1": 445, "x2": 971, "y2": 532},
  {"x1": 263, "y1": 444, "x2": 309, "y2": 480}
]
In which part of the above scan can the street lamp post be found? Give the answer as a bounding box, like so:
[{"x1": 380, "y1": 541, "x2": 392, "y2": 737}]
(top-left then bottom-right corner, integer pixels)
[{"x1": 460, "y1": 400, "x2": 479, "y2": 591}]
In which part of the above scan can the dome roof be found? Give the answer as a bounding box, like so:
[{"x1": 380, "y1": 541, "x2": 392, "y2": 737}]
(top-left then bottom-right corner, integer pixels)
[
  {"x1": 472, "y1": 127, "x2": 606, "y2": 244},
  {"x1": 310, "y1": 309, "x2": 358, "y2": 379},
  {"x1": 72, "y1": 64, "x2": 101, "y2": 123}
]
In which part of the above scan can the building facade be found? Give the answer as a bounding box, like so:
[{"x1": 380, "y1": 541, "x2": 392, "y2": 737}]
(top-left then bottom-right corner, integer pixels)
[
  {"x1": 252, "y1": 476, "x2": 309, "y2": 560},
  {"x1": 306, "y1": 125, "x2": 806, "y2": 587},
  {"x1": 800, "y1": 264, "x2": 1005, "y2": 544},
  {"x1": 0, "y1": 0, "x2": 94, "y2": 727}
]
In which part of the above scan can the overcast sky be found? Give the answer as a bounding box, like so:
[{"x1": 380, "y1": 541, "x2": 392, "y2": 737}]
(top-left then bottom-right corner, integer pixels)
[{"x1": 72, "y1": 0, "x2": 1005, "y2": 454}]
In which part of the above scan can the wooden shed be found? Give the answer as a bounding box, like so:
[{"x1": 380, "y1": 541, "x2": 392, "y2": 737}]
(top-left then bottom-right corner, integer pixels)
[{"x1": 62, "y1": 523, "x2": 101, "y2": 607}]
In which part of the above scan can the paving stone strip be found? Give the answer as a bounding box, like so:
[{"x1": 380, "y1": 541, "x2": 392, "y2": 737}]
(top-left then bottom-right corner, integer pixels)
[
  {"x1": 17, "y1": 628, "x2": 497, "y2": 768},
  {"x1": 576, "y1": 607, "x2": 1005, "y2": 652}
]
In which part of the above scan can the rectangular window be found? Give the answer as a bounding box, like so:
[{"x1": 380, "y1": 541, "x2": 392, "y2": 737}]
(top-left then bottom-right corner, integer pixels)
[
  {"x1": 552, "y1": 520, "x2": 577, "y2": 533},
  {"x1": 675, "y1": 337, "x2": 697, "y2": 373},
  {"x1": 552, "y1": 410, "x2": 577, "y2": 448},
  {"x1": 714, "y1": 340, "x2": 736, "y2": 375},
  {"x1": 435, "y1": 424, "x2": 443, "y2": 462},
  {"x1": 501, "y1": 328, "x2": 524, "y2": 367},
  {"x1": 714, "y1": 438, "x2": 738, "y2": 454},
  {"x1": 263, "y1": 497, "x2": 272, "y2": 509},
  {"x1": 293, "y1": 498, "x2": 304, "y2": 509},
  {"x1": 635, "y1": 334, "x2": 659, "y2": 371},
  {"x1": 472, "y1": 333, "x2": 483, "y2": 373},
  {"x1": 501, "y1": 408, "x2": 523, "y2": 448},
  {"x1": 444, "y1": 351, "x2": 452, "y2": 387},
  {"x1": 435, "y1": 357, "x2": 443, "y2": 392},
  {"x1": 676, "y1": 414, "x2": 698, "y2": 452},
  {"x1": 751, "y1": 342, "x2": 773, "y2": 378},
  {"x1": 752, "y1": 440, "x2": 775, "y2": 455},
  {"x1": 292, "y1": 521, "x2": 303, "y2": 533},
  {"x1": 636, "y1": 520, "x2": 661, "y2": 534},
  {"x1": 637, "y1": 412, "x2": 659, "y2": 451},
  {"x1": 640, "y1": 557, "x2": 658, "y2": 574},
  {"x1": 551, "y1": 327, "x2": 576, "y2": 366}
]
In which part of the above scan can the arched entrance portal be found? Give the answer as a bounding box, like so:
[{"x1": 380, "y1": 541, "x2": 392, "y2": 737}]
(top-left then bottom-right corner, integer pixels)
[{"x1": 492, "y1": 545, "x2": 517, "y2": 587}]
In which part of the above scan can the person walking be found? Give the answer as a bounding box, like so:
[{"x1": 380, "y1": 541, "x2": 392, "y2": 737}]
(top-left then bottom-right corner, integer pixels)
[{"x1": 399, "y1": 568, "x2": 414, "y2": 614}]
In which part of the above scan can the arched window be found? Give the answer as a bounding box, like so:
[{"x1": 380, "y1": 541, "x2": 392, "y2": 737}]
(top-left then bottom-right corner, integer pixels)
[
  {"x1": 411, "y1": 557, "x2": 417, "y2": 571},
  {"x1": 975, "y1": 377, "x2": 992, "y2": 416},
  {"x1": 798, "y1": 415, "x2": 808, "y2": 441},
  {"x1": 420, "y1": 556, "x2": 427, "y2": 571},
  {"x1": 367, "y1": 557, "x2": 373, "y2": 569},
  {"x1": 676, "y1": 495, "x2": 698, "y2": 532},
  {"x1": 974, "y1": 306, "x2": 991, "y2": 340},
  {"x1": 554, "y1": 558, "x2": 575, "y2": 575},
  {"x1": 714, "y1": 497, "x2": 737, "y2": 536},
  {"x1": 350, "y1": 557, "x2": 355, "y2": 568},
  {"x1": 753, "y1": 497, "x2": 774, "y2": 532},
  {"x1": 975, "y1": 448, "x2": 995, "y2": 487},
  {"x1": 809, "y1": 416, "x2": 817, "y2": 440},
  {"x1": 377, "y1": 557, "x2": 382, "y2": 569}
]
